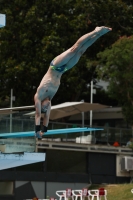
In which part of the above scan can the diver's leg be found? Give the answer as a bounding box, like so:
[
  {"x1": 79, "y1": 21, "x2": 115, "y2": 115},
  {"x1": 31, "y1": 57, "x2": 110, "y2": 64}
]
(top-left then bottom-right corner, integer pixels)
[
  {"x1": 52, "y1": 26, "x2": 111, "y2": 68},
  {"x1": 66, "y1": 35, "x2": 101, "y2": 70}
]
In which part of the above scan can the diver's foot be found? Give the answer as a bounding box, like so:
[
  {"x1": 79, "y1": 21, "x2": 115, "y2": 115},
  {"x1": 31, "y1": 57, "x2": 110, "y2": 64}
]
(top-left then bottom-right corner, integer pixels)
[
  {"x1": 36, "y1": 131, "x2": 43, "y2": 139},
  {"x1": 95, "y1": 26, "x2": 112, "y2": 36}
]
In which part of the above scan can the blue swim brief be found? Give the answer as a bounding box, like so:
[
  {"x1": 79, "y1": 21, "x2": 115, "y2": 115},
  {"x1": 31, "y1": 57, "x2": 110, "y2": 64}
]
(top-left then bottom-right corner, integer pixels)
[{"x1": 50, "y1": 58, "x2": 68, "y2": 73}]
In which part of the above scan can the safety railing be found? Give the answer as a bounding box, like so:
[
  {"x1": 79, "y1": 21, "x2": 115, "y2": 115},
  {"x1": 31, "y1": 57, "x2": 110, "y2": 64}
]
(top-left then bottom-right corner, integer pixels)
[{"x1": 0, "y1": 113, "x2": 133, "y2": 146}]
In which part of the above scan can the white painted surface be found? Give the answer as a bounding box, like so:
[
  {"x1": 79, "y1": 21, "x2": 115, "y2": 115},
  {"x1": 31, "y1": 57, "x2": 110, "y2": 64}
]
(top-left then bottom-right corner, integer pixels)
[
  {"x1": 0, "y1": 14, "x2": 6, "y2": 27},
  {"x1": 116, "y1": 155, "x2": 133, "y2": 177}
]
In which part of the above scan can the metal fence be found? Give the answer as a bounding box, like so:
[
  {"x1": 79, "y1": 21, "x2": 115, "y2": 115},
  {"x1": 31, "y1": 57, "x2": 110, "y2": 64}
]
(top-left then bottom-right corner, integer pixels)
[{"x1": 0, "y1": 113, "x2": 132, "y2": 146}]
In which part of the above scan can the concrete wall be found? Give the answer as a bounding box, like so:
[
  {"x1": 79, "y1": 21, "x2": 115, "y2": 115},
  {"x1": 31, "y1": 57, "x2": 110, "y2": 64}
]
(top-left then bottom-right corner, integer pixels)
[
  {"x1": 0, "y1": 182, "x2": 13, "y2": 195},
  {"x1": 15, "y1": 181, "x2": 88, "y2": 200}
]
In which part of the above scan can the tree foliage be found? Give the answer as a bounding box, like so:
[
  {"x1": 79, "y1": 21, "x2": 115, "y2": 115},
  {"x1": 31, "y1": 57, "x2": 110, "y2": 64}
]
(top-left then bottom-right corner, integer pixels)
[
  {"x1": 95, "y1": 36, "x2": 133, "y2": 125},
  {"x1": 0, "y1": 0, "x2": 133, "y2": 107}
]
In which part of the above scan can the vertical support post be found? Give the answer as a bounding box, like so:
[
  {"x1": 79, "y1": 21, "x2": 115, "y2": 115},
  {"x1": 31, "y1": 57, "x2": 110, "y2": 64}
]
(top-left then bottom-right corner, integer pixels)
[
  {"x1": 81, "y1": 100, "x2": 84, "y2": 136},
  {"x1": 82, "y1": 112, "x2": 84, "y2": 127},
  {"x1": 106, "y1": 127, "x2": 109, "y2": 144},
  {"x1": 35, "y1": 138, "x2": 38, "y2": 152},
  {"x1": 10, "y1": 89, "x2": 13, "y2": 133},
  {"x1": 90, "y1": 80, "x2": 93, "y2": 128},
  {"x1": 120, "y1": 129, "x2": 122, "y2": 146}
]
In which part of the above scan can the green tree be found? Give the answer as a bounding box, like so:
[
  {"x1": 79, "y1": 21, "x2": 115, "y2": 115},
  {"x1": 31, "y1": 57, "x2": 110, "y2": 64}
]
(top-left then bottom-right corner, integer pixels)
[
  {"x1": 0, "y1": 0, "x2": 95, "y2": 107},
  {"x1": 95, "y1": 36, "x2": 133, "y2": 126},
  {"x1": 1, "y1": 0, "x2": 133, "y2": 107}
]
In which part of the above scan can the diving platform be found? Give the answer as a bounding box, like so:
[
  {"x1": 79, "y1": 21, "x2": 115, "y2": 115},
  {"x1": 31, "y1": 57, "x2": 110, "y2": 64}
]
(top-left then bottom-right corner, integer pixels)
[
  {"x1": 0, "y1": 127, "x2": 103, "y2": 138},
  {"x1": 0, "y1": 127, "x2": 132, "y2": 170},
  {"x1": 0, "y1": 127, "x2": 103, "y2": 170}
]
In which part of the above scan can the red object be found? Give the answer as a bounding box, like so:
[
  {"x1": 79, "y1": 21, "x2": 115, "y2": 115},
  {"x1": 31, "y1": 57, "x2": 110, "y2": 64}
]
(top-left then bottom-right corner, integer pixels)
[
  {"x1": 98, "y1": 188, "x2": 107, "y2": 200},
  {"x1": 113, "y1": 141, "x2": 120, "y2": 147},
  {"x1": 99, "y1": 188, "x2": 105, "y2": 195}
]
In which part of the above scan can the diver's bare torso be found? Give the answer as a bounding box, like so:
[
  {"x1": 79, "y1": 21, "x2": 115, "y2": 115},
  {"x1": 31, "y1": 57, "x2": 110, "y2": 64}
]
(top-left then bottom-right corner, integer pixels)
[{"x1": 35, "y1": 66, "x2": 62, "y2": 101}]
